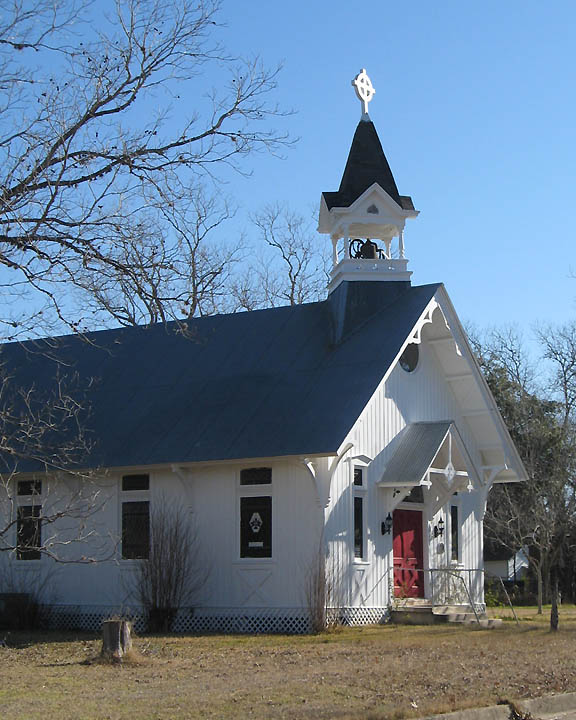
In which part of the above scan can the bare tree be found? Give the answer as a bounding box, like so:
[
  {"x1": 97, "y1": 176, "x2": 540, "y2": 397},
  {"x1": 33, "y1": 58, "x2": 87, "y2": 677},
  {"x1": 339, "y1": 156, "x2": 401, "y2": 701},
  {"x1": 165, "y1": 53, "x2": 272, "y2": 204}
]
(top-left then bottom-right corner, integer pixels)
[
  {"x1": 73, "y1": 190, "x2": 245, "y2": 324},
  {"x1": 0, "y1": 0, "x2": 291, "y2": 567},
  {"x1": 0, "y1": 0, "x2": 290, "y2": 338},
  {"x1": 237, "y1": 204, "x2": 329, "y2": 310},
  {"x1": 538, "y1": 322, "x2": 576, "y2": 429},
  {"x1": 0, "y1": 361, "x2": 112, "y2": 563},
  {"x1": 304, "y1": 539, "x2": 344, "y2": 633},
  {"x1": 132, "y1": 498, "x2": 208, "y2": 632}
]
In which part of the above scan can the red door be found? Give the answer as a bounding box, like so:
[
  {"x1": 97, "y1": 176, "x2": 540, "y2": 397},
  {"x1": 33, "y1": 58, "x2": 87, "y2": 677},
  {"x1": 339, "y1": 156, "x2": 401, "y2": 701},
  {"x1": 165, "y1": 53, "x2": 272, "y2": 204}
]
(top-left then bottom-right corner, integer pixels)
[{"x1": 393, "y1": 509, "x2": 424, "y2": 598}]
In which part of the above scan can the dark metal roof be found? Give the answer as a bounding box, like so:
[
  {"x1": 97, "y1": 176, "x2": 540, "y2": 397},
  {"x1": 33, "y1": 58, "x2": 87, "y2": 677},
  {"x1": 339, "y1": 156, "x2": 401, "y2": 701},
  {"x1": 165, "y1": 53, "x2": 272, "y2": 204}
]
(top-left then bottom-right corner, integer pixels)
[
  {"x1": 1, "y1": 282, "x2": 441, "y2": 472},
  {"x1": 322, "y1": 119, "x2": 414, "y2": 211},
  {"x1": 379, "y1": 421, "x2": 452, "y2": 486}
]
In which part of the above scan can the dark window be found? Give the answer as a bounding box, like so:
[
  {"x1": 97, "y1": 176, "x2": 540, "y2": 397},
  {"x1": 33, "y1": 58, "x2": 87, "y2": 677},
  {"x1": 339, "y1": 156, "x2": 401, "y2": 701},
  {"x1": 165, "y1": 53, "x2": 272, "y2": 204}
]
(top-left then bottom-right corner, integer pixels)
[
  {"x1": 122, "y1": 501, "x2": 150, "y2": 559},
  {"x1": 17, "y1": 480, "x2": 42, "y2": 496},
  {"x1": 354, "y1": 496, "x2": 364, "y2": 559},
  {"x1": 403, "y1": 485, "x2": 424, "y2": 503},
  {"x1": 353, "y1": 468, "x2": 364, "y2": 486},
  {"x1": 399, "y1": 344, "x2": 419, "y2": 373},
  {"x1": 451, "y1": 505, "x2": 459, "y2": 562},
  {"x1": 240, "y1": 467, "x2": 272, "y2": 485},
  {"x1": 121, "y1": 474, "x2": 149, "y2": 492},
  {"x1": 17, "y1": 505, "x2": 41, "y2": 560},
  {"x1": 240, "y1": 496, "x2": 271, "y2": 558}
]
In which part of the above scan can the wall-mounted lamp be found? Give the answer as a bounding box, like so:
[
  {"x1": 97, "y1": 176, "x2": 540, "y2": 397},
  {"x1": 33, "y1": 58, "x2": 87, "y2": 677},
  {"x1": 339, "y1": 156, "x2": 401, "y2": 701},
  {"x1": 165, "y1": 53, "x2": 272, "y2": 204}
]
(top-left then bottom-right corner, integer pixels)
[
  {"x1": 381, "y1": 512, "x2": 393, "y2": 535},
  {"x1": 433, "y1": 516, "x2": 445, "y2": 539}
]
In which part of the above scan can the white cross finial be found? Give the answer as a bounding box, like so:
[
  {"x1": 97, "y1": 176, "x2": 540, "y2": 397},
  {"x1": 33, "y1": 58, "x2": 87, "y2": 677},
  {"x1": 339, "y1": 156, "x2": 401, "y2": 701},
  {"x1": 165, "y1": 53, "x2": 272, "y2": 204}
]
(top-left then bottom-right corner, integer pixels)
[{"x1": 352, "y1": 69, "x2": 375, "y2": 116}]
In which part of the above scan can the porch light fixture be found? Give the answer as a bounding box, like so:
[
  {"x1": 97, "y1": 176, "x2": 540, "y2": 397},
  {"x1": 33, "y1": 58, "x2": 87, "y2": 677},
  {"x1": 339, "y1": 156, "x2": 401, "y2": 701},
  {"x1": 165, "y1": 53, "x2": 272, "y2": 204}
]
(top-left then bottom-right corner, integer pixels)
[
  {"x1": 433, "y1": 516, "x2": 445, "y2": 539},
  {"x1": 381, "y1": 512, "x2": 393, "y2": 535}
]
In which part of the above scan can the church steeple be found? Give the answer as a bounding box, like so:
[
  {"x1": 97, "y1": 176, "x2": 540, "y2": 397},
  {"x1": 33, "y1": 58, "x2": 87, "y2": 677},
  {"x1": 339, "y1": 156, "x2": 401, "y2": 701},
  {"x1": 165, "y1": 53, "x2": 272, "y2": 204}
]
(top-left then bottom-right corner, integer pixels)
[{"x1": 318, "y1": 70, "x2": 419, "y2": 293}]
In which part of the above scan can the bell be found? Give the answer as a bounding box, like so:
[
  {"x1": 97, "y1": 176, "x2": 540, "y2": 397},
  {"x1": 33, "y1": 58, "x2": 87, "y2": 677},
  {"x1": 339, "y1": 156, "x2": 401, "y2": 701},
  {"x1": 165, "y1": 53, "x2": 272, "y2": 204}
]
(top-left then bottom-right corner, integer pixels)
[{"x1": 359, "y1": 239, "x2": 378, "y2": 259}]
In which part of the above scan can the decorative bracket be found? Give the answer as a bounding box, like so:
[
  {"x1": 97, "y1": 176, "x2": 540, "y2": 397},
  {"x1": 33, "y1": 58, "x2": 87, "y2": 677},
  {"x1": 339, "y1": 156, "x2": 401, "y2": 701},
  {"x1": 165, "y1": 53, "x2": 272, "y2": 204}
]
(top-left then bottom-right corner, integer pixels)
[
  {"x1": 303, "y1": 442, "x2": 354, "y2": 508},
  {"x1": 409, "y1": 298, "x2": 438, "y2": 345},
  {"x1": 480, "y1": 464, "x2": 508, "y2": 488},
  {"x1": 409, "y1": 297, "x2": 462, "y2": 357},
  {"x1": 477, "y1": 465, "x2": 507, "y2": 519}
]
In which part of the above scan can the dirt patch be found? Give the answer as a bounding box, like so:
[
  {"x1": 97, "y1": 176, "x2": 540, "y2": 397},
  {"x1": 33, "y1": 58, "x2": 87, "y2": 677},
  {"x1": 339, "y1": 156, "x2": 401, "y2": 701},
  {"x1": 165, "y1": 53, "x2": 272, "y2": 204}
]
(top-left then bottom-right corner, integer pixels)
[{"x1": 0, "y1": 606, "x2": 574, "y2": 720}]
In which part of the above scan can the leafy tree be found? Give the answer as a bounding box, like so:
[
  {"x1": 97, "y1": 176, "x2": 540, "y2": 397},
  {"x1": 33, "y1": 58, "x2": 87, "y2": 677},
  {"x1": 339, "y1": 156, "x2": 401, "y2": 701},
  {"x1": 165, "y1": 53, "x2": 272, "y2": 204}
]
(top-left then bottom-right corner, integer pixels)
[{"x1": 472, "y1": 328, "x2": 576, "y2": 616}]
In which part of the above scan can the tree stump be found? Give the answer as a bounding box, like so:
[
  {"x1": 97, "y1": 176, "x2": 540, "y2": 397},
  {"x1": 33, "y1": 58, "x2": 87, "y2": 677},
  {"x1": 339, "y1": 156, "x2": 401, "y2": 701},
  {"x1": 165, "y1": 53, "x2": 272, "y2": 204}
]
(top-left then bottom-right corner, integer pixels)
[{"x1": 101, "y1": 619, "x2": 133, "y2": 661}]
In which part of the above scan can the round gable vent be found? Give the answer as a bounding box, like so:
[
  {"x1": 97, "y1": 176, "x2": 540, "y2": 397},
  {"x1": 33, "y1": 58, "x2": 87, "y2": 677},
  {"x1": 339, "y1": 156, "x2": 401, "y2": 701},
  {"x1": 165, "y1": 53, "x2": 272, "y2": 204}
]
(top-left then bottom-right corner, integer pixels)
[{"x1": 399, "y1": 344, "x2": 419, "y2": 373}]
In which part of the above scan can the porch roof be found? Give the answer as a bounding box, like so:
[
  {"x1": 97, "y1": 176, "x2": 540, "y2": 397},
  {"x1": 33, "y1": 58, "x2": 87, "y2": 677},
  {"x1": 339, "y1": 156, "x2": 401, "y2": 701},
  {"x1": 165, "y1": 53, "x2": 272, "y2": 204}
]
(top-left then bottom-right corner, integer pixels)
[{"x1": 378, "y1": 421, "x2": 453, "y2": 487}]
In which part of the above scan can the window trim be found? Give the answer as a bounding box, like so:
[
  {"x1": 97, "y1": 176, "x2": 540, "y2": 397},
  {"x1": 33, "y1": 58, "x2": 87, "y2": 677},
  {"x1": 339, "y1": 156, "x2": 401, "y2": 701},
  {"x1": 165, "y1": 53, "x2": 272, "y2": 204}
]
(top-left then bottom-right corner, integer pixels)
[
  {"x1": 121, "y1": 473, "x2": 150, "y2": 492},
  {"x1": 15, "y1": 479, "x2": 43, "y2": 562},
  {"x1": 120, "y1": 473, "x2": 150, "y2": 561},
  {"x1": 237, "y1": 467, "x2": 273, "y2": 561},
  {"x1": 16, "y1": 504, "x2": 42, "y2": 561},
  {"x1": 17, "y1": 479, "x2": 42, "y2": 497},
  {"x1": 399, "y1": 342, "x2": 420, "y2": 374},
  {"x1": 450, "y1": 501, "x2": 461, "y2": 564},
  {"x1": 239, "y1": 467, "x2": 272, "y2": 486},
  {"x1": 353, "y1": 467, "x2": 365, "y2": 487},
  {"x1": 353, "y1": 466, "x2": 368, "y2": 563}
]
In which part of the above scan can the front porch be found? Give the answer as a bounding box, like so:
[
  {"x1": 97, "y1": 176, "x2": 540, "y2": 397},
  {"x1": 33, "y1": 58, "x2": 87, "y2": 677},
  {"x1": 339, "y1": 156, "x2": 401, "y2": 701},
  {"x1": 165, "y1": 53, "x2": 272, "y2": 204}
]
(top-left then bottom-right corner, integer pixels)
[
  {"x1": 373, "y1": 421, "x2": 488, "y2": 611},
  {"x1": 389, "y1": 567, "x2": 502, "y2": 627}
]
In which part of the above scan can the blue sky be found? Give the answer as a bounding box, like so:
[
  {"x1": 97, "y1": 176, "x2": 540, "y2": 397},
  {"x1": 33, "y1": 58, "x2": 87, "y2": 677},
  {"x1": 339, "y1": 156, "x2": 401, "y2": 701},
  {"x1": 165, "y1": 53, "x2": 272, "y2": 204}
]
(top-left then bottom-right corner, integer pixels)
[{"x1": 214, "y1": 1, "x2": 576, "y2": 341}]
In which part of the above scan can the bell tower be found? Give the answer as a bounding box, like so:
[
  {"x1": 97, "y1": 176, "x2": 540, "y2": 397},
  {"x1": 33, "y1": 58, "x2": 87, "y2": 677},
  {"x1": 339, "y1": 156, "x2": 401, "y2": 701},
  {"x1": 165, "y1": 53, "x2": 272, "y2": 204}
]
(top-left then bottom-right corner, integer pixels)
[{"x1": 318, "y1": 70, "x2": 419, "y2": 294}]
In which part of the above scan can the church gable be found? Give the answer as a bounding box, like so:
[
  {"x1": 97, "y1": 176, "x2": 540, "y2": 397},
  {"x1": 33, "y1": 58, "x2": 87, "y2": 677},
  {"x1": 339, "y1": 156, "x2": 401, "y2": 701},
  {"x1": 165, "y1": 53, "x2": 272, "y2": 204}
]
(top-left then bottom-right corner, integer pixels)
[{"x1": 348, "y1": 286, "x2": 526, "y2": 488}]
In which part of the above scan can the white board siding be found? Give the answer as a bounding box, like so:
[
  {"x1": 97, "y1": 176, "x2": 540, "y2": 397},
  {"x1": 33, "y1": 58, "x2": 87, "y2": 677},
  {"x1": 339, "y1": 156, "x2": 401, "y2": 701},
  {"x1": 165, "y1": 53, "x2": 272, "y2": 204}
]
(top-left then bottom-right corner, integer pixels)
[
  {"x1": 326, "y1": 313, "x2": 486, "y2": 609},
  {"x1": 187, "y1": 461, "x2": 321, "y2": 609},
  {"x1": 2, "y1": 461, "x2": 322, "y2": 613}
]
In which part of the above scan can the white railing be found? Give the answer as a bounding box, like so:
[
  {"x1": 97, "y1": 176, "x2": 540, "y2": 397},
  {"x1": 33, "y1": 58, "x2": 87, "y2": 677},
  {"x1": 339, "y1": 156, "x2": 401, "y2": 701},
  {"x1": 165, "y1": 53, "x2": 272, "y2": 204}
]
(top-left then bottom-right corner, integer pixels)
[{"x1": 393, "y1": 566, "x2": 485, "y2": 623}]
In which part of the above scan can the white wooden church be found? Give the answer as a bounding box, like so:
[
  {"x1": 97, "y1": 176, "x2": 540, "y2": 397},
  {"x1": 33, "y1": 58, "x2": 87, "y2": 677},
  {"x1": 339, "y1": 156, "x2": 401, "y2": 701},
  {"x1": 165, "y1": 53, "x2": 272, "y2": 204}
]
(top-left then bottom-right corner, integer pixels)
[{"x1": 0, "y1": 70, "x2": 525, "y2": 632}]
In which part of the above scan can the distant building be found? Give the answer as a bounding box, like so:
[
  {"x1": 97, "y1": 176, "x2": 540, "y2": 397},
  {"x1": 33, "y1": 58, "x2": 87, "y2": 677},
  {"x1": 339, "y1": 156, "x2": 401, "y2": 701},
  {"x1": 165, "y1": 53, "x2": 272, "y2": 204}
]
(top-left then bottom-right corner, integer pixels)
[{"x1": 484, "y1": 543, "x2": 529, "y2": 583}]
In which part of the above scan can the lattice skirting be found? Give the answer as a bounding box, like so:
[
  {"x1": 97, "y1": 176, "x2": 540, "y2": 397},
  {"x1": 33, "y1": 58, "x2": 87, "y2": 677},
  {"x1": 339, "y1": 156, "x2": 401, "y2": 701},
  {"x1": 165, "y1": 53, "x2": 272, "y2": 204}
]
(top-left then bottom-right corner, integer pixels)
[
  {"x1": 328, "y1": 607, "x2": 390, "y2": 626},
  {"x1": 40, "y1": 604, "x2": 390, "y2": 634}
]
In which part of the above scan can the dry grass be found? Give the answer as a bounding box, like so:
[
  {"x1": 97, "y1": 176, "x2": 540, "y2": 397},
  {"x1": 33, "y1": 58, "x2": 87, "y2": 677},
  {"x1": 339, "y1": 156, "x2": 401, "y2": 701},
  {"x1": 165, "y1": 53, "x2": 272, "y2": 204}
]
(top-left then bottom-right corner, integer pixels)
[{"x1": 0, "y1": 606, "x2": 575, "y2": 720}]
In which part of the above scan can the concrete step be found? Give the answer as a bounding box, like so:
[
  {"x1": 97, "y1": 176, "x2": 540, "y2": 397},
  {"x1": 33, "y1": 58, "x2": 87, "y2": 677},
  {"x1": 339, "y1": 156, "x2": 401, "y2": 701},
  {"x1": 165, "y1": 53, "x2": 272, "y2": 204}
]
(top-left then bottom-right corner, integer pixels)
[
  {"x1": 447, "y1": 612, "x2": 477, "y2": 623},
  {"x1": 390, "y1": 607, "x2": 436, "y2": 625},
  {"x1": 464, "y1": 616, "x2": 503, "y2": 629},
  {"x1": 432, "y1": 605, "x2": 474, "y2": 615},
  {"x1": 391, "y1": 604, "x2": 503, "y2": 629},
  {"x1": 394, "y1": 598, "x2": 433, "y2": 608}
]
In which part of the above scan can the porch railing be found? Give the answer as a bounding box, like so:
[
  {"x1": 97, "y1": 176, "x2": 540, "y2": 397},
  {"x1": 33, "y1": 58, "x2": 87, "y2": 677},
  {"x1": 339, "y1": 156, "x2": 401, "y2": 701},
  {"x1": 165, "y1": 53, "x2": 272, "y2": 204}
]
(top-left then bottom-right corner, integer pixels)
[
  {"x1": 393, "y1": 566, "x2": 485, "y2": 619},
  {"x1": 484, "y1": 571, "x2": 520, "y2": 626},
  {"x1": 362, "y1": 566, "x2": 519, "y2": 626},
  {"x1": 429, "y1": 567, "x2": 481, "y2": 623}
]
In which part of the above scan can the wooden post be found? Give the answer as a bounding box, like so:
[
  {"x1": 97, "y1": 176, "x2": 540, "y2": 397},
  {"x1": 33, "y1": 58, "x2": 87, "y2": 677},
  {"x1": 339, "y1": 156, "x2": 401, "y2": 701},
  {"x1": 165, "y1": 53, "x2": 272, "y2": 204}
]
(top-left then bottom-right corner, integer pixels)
[{"x1": 101, "y1": 619, "x2": 133, "y2": 660}]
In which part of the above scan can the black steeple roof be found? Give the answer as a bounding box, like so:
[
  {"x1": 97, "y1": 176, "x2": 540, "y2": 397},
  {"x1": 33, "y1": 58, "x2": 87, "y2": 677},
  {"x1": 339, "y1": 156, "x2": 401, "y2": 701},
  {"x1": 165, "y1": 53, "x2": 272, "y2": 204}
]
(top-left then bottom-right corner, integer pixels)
[{"x1": 323, "y1": 119, "x2": 414, "y2": 211}]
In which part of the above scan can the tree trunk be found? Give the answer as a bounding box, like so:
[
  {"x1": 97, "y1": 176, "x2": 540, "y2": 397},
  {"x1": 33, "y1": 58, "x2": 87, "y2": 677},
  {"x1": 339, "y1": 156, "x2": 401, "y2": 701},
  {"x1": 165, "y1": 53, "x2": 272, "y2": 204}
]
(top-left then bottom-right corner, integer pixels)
[
  {"x1": 542, "y1": 558, "x2": 550, "y2": 605},
  {"x1": 550, "y1": 568, "x2": 559, "y2": 631},
  {"x1": 536, "y1": 564, "x2": 543, "y2": 614},
  {"x1": 101, "y1": 619, "x2": 132, "y2": 660}
]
